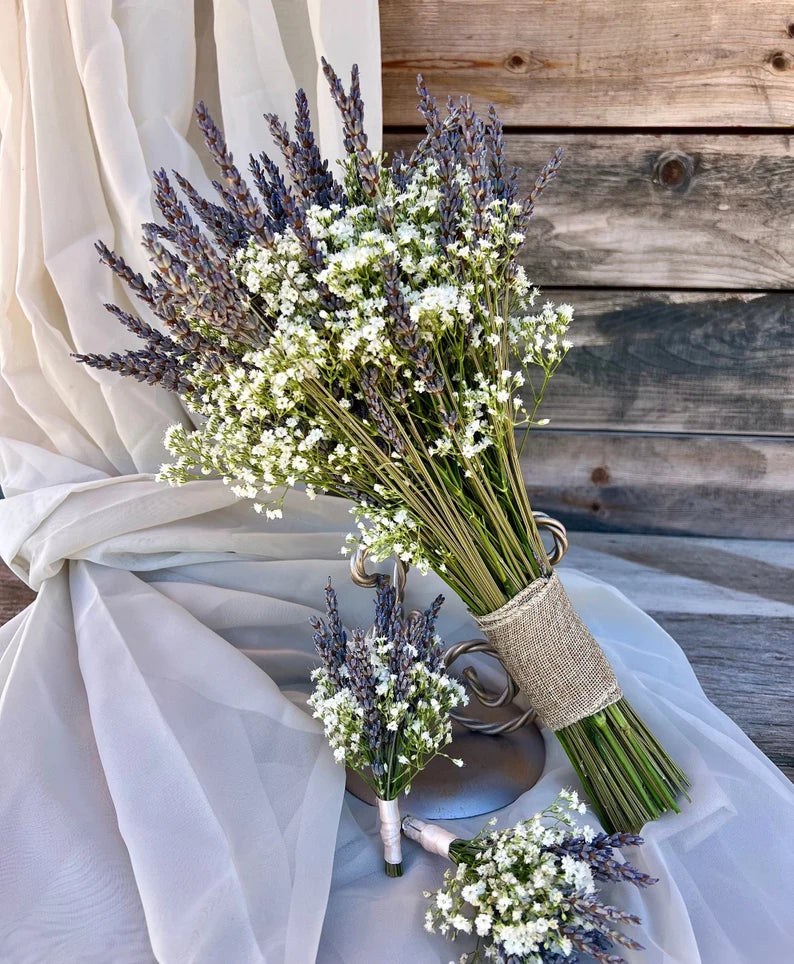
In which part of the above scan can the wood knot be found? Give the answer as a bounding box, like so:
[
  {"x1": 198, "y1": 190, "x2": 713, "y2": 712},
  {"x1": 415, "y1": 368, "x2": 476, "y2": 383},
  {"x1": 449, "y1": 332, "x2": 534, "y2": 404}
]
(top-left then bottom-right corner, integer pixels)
[
  {"x1": 591, "y1": 466, "x2": 610, "y2": 485},
  {"x1": 769, "y1": 50, "x2": 793, "y2": 71},
  {"x1": 788, "y1": 23, "x2": 794, "y2": 38},
  {"x1": 653, "y1": 151, "x2": 693, "y2": 193},
  {"x1": 504, "y1": 51, "x2": 529, "y2": 73}
]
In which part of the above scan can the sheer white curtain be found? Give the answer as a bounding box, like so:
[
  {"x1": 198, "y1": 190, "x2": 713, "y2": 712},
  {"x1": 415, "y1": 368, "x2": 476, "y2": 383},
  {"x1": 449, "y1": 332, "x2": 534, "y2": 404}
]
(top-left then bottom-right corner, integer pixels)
[{"x1": 1, "y1": 2, "x2": 793, "y2": 963}]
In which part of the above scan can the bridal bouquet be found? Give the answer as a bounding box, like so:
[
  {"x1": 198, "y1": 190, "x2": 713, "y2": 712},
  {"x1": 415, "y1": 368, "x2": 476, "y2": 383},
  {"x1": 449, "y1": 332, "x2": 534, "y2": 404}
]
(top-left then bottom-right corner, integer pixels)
[
  {"x1": 307, "y1": 579, "x2": 467, "y2": 875},
  {"x1": 403, "y1": 790, "x2": 657, "y2": 963},
  {"x1": 74, "y1": 60, "x2": 688, "y2": 831}
]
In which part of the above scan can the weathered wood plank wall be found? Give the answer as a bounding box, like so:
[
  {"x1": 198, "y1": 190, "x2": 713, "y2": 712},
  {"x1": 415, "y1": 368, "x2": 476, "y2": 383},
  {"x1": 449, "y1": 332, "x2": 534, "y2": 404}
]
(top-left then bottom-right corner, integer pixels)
[
  {"x1": 381, "y1": 1, "x2": 794, "y2": 537},
  {"x1": 381, "y1": 2, "x2": 794, "y2": 127}
]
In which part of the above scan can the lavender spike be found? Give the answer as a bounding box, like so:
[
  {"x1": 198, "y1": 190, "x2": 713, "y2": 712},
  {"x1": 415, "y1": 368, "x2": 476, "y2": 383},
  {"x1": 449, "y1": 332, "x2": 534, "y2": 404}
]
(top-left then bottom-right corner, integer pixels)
[{"x1": 195, "y1": 101, "x2": 270, "y2": 242}]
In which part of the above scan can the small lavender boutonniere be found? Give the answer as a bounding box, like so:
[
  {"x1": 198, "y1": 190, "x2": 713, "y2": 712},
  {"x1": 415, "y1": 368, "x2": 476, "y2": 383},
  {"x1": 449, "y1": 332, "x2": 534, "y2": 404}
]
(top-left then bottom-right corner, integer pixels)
[
  {"x1": 307, "y1": 580, "x2": 468, "y2": 876},
  {"x1": 403, "y1": 790, "x2": 657, "y2": 962}
]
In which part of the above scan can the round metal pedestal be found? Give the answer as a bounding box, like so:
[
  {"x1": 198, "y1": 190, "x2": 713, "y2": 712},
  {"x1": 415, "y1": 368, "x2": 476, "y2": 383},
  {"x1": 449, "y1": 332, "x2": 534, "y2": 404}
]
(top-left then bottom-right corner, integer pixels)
[{"x1": 346, "y1": 713, "x2": 546, "y2": 820}]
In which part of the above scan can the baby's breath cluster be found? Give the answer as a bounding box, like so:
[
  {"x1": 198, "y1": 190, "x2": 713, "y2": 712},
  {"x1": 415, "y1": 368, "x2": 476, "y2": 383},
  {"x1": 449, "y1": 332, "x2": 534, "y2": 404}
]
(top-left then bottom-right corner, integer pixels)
[
  {"x1": 424, "y1": 791, "x2": 657, "y2": 964},
  {"x1": 307, "y1": 580, "x2": 467, "y2": 800},
  {"x1": 130, "y1": 64, "x2": 572, "y2": 615}
]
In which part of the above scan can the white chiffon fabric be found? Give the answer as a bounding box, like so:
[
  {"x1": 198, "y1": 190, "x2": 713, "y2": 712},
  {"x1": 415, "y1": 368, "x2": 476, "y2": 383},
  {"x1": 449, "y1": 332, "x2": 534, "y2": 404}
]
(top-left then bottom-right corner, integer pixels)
[{"x1": 1, "y1": 3, "x2": 793, "y2": 963}]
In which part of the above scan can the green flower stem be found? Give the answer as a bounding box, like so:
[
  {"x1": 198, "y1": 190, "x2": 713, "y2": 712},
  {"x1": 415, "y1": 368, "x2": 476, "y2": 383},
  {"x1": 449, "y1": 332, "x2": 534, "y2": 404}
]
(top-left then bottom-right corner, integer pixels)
[{"x1": 557, "y1": 700, "x2": 690, "y2": 834}]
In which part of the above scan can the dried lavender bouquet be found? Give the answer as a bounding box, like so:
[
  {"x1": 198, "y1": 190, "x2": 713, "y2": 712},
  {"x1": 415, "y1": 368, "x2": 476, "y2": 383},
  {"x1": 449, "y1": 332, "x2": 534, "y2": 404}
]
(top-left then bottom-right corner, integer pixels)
[
  {"x1": 74, "y1": 60, "x2": 688, "y2": 832},
  {"x1": 403, "y1": 790, "x2": 657, "y2": 964},
  {"x1": 307, "y1": 580, "x2": 467, "y2": 876}
]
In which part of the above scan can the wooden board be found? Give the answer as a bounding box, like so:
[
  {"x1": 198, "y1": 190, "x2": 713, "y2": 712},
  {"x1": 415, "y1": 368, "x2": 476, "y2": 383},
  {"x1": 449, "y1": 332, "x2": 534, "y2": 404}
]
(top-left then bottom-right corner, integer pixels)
[
  {"x1": 562, "y1": 532, "x2": 794, "y2": 616},
  {"x1": 561, "y1": 533, "x2": 794, "y2": 779},
  {"x1": 381, "y1": 0, "x2": 794, "y2": 128},
  {"x1": 0, "y1": 562, "x2": 34, "y2": 626},
  {"x1": 655, "y1": 613, "x2": 794, "y2": 778},
  {"x1": 521, "y1": 431, "x2": 794, "y2": 537},
  {"x1": 534, "y1": 289, "x2": 794, "y2": 435},
  {"x1": 383, "y1": 132, "x2": 794, "y2": 289}
]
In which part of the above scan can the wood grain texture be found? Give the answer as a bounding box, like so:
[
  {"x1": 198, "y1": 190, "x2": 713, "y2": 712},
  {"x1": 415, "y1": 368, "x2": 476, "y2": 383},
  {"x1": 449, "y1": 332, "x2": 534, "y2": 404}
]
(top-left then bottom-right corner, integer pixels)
[
  {"x1": 521, "y1": 431, "x2": 794, "y2": 537},
  {"x1": 0, "y1": 562, "x2": 35, "y2": 625},
  {"x1": 381, "y1": 0, "x2": 794, "y2": 128},
  {"x1": 535, "y1": 289, "x2": 794, "y2": 434},
  {"x1": 383, "y1": 132, "x2": 794, "y2": 289},
  {"x1": 562, "y1": 532, "x2": 794, "y2": 616},
  {"x1": 561, "y1": 533, "x2": 794, "y2": 779},
  {"x1": 654, "y1": 613, "x2": 793, "y2": 779}
]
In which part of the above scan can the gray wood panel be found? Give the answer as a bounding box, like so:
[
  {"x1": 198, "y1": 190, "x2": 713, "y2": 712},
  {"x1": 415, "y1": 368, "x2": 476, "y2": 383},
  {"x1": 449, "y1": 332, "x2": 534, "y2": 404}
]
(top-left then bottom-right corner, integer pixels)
[
  {"x1": 560, "y1": 532, "x2": 794, "y2": 780},
  {"x1": 381, "y1": 0, "x2": 794, "y2": 128},
  {"x1": 559, "y1": 532, "x2": 794, "y2": 616},
  {"x1": 0, "y1": 564, "x2": 34, "y2": 625},
  {"x1": 651, "y1": 612, "x2": 794, "y2": 779},
  {"x1": 383, "y1": 133, "x2": 794, "y2": 289},
  {"x1": 536, "y1": 289, "x2": 794, "y2": 435},
  {"x1": 521, "y1": 431, "x2": 794, "y2": 538}
]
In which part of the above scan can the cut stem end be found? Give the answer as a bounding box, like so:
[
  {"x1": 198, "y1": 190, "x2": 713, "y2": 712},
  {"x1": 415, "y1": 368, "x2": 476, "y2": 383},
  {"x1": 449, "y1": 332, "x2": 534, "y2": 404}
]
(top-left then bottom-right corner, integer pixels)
[{"x1": 557, "y1": 697, "x2": 690, "y2": 834}]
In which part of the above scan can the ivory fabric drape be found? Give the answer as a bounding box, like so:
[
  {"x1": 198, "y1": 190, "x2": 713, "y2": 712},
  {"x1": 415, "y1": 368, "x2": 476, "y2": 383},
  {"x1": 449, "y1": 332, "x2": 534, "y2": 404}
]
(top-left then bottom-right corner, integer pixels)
[{"x1": 1, "y1": 2, "x2": 793, "y2": 962}]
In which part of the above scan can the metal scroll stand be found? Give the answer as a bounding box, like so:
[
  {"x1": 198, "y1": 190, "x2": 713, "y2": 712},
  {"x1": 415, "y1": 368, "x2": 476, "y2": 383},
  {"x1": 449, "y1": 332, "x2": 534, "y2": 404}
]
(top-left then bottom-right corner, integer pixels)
[{"x1": 344, "y1": 512, "x2": 569, "y2": 819}]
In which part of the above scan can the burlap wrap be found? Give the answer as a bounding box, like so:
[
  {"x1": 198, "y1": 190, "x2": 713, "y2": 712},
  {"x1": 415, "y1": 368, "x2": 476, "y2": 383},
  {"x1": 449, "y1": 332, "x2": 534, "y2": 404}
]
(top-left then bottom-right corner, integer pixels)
[{"x1": 475, "y1": 571, "x2": 622, "y2": 731}]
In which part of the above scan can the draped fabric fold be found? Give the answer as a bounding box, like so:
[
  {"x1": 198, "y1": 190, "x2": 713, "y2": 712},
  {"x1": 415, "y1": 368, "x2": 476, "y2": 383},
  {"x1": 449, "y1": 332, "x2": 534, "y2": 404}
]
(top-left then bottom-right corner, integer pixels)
[{"x1": 1, "y1": 2, "x2": 793, "y2": 963}]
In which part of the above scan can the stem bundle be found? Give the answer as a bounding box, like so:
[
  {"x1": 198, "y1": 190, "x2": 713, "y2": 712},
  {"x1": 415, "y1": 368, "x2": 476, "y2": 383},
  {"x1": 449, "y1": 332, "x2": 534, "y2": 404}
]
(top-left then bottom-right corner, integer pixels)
[{"x1": 558, "y1": 701, "x2": 690, "y2": 834}]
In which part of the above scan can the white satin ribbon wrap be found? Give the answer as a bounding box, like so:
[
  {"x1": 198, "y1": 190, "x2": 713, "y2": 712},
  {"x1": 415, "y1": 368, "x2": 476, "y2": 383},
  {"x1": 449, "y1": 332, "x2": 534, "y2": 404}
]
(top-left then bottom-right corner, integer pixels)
[
  {"x1": 402, "y1": 816, "x2": 457, "y2": 859},
  {"x1": 1, "y1": 2, "x2": 794, "y2": 962},
  {"x1": 377, "y1": 798, "x2": 403, "y2": 867}
]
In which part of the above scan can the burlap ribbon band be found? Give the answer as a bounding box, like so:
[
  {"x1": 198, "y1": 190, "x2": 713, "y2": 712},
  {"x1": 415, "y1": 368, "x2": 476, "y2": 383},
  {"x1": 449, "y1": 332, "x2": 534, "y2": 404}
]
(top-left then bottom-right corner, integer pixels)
[{"x1": 475, "y1": 571, "x2": 622, "y2": 731}]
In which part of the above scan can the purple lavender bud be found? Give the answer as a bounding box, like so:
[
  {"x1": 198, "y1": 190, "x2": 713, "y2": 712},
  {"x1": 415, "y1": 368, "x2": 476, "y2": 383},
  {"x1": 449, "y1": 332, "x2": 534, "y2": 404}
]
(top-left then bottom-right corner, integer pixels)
[
  {"x1": 381, "y1": 257, "x2": 419, "y2": 351},
  {"x1": 95, "y1": 240, "x2": 159, "y2": 311},
  {"x1": 514, "y1": 148, "x2": 563, "y2": 239},
  {"x1": 346, "y1": 628, "x2": 384, "y2": 754},
  {"x1": 171, "y1": 169, "x2": 249, "y2": 253},
  {"x1": 321, "y1": 59, "x2": 381, "y2": 198},
  {"x1": 549, "y1": 832, "x2": 658, "y2": 888},
  {"x1": 72, "y1": 346, "x2": 192, "y2": 394},
  {"x1": 294, "y1": 89, "x2": 345, "y2": 208},
  {"x1": 373, "y1": 580, "x2": 397, "y2": 639},
  {"x1": 459, "y1": 95, "x2": 492, "y2": 240},
  {"x1": 562, "y1": 925, "x2": 628, "y2": 964},
  {"x1": 390, "y1": 150, "x2": 408, "y2": 192},
  {"x1": 486, "y1": 103, "x2": 512, "y2": 202},
  {"x1": 141, "y1": 188, "x2": 266, "y2": 350},
  {"x1": 102, "y1": 303, "x2": 174, "y2": 349},
  {"x1": 415, "y1": 74, "x2": 442, "y2": 141},
  {"x1": 324, "y1": 580, "x2": 348, "y2": 656},
  {"x1": 195, "y1": 101, "x2": 270, "y2": 242},
  {"x1": 280, "y1": 188, "x2": 325, "y2": 271},
  {"x1": 264, "y1": 92, "x2": 343, "y2": 210},
  {"x1": 361, "y1": 369, "x2": 405, "y2": 454},
  {"x1": 249, "y1": 153, "x2": 288, "y2": 233},
  {"x1": 413, "y1": 345, "x2": 445, "y2": 395}
]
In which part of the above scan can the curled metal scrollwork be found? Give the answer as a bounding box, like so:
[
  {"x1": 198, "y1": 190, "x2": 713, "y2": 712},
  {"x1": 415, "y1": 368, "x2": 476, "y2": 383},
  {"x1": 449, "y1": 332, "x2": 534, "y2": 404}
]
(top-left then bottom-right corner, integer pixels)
[
  {"x1": 350, "y1": 512, "x2": 569, "y2": 735},
  {"x1": 533, "y1": 511, "x2": 569, "y2": 566},
  {"x1": 443, "y1": 639, "x2": 538, "y2": 735},
  {"x1": 349, "y1": 545, "x2": 408, "y2": 598}
]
